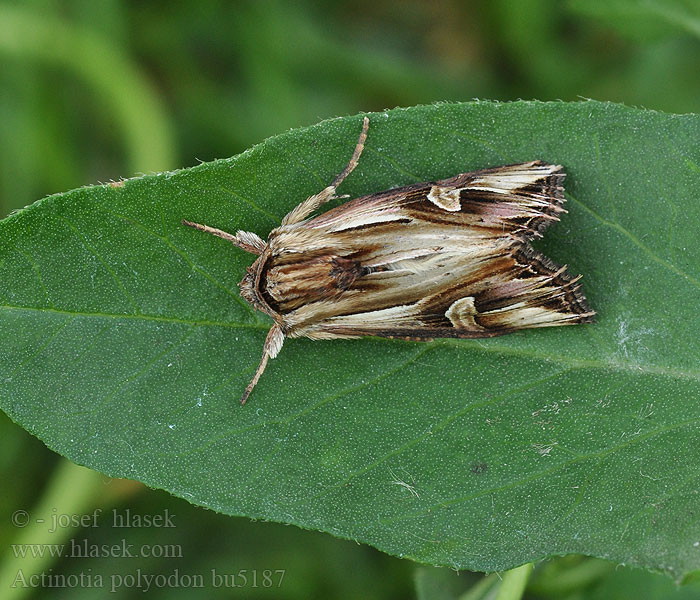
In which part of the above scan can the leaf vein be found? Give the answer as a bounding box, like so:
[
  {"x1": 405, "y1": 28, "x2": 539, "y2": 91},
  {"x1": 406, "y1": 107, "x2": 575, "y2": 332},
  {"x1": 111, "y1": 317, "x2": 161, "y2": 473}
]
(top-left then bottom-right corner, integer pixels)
[
  {"x1": 566, "y1": 191, "x2": 700, "y2": 290},
  {"x1": 101, "y1": 207, "x2": 255, "y2": 316},
  {"x1": 381, "y1": 416, "x2": 700, "y2": 525},
  {"x1": 81, "y1": 325, "x2": 198, "y2": 414},
  {"x1": 5, "y1": 316, "x2": 76, "y2": 380},
  {"x1": 58, "y1": 215, "x2": 141, "y2": 313},
  {"x1": 0, "y1": 304, "x2": 267, "y2": 330},
  {"x1": 302, "y1": 368, "x2": 573, "y2": 504},
  {"x1": 218, "y1": 185, "x2": 280, "y2": 223},
  {"x1": 7, "y1": 241, "x2": 53, "y2": 308}
]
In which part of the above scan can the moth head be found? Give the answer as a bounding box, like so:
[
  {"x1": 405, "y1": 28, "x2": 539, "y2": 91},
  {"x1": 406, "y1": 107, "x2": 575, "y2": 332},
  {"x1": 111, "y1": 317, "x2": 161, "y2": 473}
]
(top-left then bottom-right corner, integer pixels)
[
  {"x1": 239, "y1": 264, "x2": 258, "y2": 307},
  {"x1": 238, "y1": 253, "x2": 281, "y2": 323}
]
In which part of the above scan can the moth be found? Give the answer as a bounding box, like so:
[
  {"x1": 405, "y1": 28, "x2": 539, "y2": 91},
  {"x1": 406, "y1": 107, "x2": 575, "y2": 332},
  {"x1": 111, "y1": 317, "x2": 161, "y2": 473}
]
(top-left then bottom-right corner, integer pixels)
[{"x1": 183, "y1": 117, "x2": 594, "y2": 404}]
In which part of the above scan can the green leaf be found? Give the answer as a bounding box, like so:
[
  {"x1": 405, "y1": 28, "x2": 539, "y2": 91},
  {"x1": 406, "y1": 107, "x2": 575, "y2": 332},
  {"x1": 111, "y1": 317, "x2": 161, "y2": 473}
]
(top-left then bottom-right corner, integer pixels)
[{"x1": 1, "y1": 101, "x2": 699, "y2": 580}]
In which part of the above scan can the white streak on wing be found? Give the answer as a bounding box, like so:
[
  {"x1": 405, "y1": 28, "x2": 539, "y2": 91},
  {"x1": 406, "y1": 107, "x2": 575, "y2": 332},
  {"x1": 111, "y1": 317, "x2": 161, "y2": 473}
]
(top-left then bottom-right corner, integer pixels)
[
  {"x1": 324, "y1": 303, "x2": 420, "y2": 327},
  {"x1": 471, "y1": 166, "x2": 556, "y2": 193},
  {"x1": 327, "y1": 211, "x2": 409, "y2": 232},
  {"x1": 364, "y1": 247, "x2": 439, "y2": 268},
  {"x1": 495, "y1": 306, "x2": 577, "y2": 326}
]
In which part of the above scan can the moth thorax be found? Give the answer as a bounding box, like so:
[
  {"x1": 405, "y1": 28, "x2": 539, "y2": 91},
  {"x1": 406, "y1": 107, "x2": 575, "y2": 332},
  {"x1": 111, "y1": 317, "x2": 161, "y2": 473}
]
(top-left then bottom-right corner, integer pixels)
[{"x1": 265, "y1": 255, "x2": 363, "y2": 311}]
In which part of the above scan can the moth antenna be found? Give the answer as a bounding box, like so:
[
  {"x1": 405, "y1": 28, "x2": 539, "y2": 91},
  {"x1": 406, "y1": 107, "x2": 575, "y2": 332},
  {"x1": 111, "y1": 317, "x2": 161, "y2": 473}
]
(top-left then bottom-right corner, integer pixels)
[
  {"x1": 182, "y1": 219, "x2": 265, "y2": 255},
  {"x1": 240, "y1": 325, "x2": 284, "y2": 405},
  {"x1": 282, "y1": 116, "x2": 369, "y2": 226},
  {"x1": 329, "y1": 115, "x2": 369, "y2": 189}
]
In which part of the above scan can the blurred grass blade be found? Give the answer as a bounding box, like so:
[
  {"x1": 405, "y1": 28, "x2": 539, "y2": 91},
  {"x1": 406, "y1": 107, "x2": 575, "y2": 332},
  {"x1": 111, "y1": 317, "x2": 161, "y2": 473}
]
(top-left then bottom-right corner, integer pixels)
[
  {"x1": 0, "y1": 5, "x2": 175, "y2": 174},
  {"x1": 494, "y1": 564, "x2": 533, "y2": 600},
  {"x1": 0, "y1": 461, "x2": 106, "y2": 599},
  {"x1": 568, "y1": 0, "x2": 700, "y2": 41}
]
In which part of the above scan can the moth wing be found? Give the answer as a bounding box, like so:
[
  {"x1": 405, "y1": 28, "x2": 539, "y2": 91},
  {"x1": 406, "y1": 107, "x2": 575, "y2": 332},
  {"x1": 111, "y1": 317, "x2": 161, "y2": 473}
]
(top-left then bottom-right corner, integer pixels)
[
  {"x1": 297, "y1": 245, "x2": 594, "y2": 340},
  {"x1": 267, "y1": 161, "x2": 594, "y2": 340},
  {"x1": 299, "y1": 160, "x2": 567, "y2": 241}
]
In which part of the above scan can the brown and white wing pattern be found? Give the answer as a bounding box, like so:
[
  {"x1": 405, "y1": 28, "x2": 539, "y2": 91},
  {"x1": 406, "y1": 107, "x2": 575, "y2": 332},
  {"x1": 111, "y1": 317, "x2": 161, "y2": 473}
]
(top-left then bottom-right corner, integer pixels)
[{"x1": 262, "y1": 161, "x2": 594, "y2": 341}]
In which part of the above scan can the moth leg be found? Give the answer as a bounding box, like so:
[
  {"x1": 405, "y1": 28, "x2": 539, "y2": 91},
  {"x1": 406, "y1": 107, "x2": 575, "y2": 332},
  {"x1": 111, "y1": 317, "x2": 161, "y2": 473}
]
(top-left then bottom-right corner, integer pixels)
[
  {"x1": 240, "y1": 324, "x2": 285, "y2": 405},
  {"x1": 182, "y1": 220, "x2": 265, "y2": 255},
  {"x1": 281, "y1": 116, "x2": 369, "y2": 226}
]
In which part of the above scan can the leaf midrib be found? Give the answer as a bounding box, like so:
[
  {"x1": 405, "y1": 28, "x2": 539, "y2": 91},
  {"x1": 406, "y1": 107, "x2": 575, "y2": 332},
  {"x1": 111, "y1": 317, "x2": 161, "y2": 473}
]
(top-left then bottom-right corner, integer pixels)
[
  {"x1": 0, "y1": 303, "x2": 265, "y2": 330},
  {"x1": 3, "y1": 303, "x2": 698, "y2": 382}
]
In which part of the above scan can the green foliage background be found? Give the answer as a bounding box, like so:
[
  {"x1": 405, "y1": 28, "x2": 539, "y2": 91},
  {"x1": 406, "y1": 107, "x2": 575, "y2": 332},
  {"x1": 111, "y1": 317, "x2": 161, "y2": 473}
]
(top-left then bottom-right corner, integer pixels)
[{"x1": 1, "y1": 1, "x2": 699, "y2": 599}]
